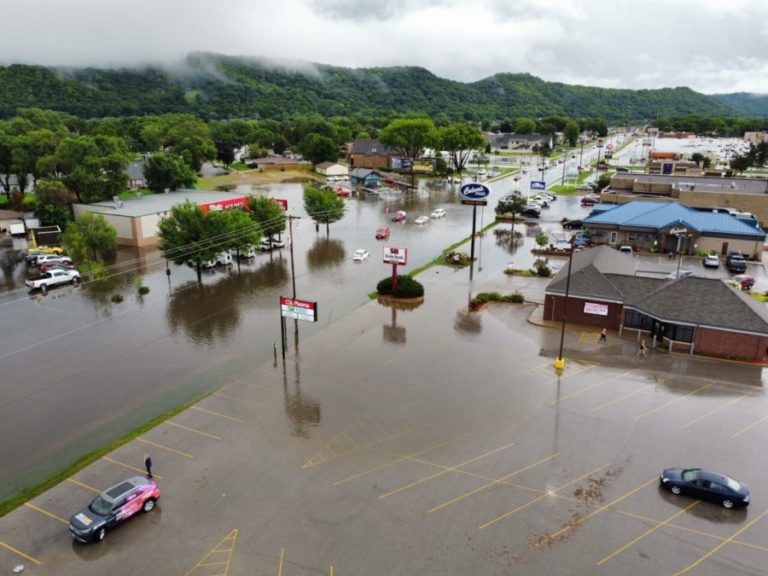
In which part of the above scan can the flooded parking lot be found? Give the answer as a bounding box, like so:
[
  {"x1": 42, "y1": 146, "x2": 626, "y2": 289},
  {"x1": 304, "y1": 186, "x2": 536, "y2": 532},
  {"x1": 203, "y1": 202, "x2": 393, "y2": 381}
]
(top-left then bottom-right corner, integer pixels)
[
  {"x1": 2, "y1": 173, "x2": 767, "y2": 574},
  {"x1": 0, "y1": 270, "x2": 766, "y2": 575}
]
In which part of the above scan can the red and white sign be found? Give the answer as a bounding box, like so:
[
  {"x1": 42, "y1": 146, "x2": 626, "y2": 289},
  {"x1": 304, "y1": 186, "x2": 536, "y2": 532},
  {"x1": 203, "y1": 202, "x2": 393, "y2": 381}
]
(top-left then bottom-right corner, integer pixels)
[
  {"x1": 383, "y1": 246, "x2": 407, "y2": 265},
  {"x1": 584, "y1": 302, "x2": 609, "y2": 316},
  {"x1": 272, "y1": 198, "x2": 288, "y2": 210},
  {"x1": 280, "y1": 296, "x2": 318, "y2": 322},
  {"x1": 199, "y1": 196, "x2": 247, "y2": 213}
]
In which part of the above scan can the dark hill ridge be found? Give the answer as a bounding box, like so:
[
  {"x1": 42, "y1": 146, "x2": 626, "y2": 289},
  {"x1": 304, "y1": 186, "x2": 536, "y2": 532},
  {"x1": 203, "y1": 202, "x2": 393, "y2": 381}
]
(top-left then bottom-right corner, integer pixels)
[{"x1": 0, "y1": 52, "x2": 759, "y2": 120}]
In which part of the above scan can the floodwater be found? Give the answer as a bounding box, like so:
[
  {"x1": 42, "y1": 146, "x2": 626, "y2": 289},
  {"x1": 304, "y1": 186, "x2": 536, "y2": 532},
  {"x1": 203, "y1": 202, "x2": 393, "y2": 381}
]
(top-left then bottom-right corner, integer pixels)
[{"x1": 0, "y1": 172, "x2": 597, "y2": 503}]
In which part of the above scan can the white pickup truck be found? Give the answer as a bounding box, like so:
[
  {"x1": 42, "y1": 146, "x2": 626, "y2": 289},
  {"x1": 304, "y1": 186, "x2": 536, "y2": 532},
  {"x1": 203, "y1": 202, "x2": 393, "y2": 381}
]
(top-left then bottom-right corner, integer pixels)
[{"x1": 26, "y1": 268, "x2": 81, "y2": 292}]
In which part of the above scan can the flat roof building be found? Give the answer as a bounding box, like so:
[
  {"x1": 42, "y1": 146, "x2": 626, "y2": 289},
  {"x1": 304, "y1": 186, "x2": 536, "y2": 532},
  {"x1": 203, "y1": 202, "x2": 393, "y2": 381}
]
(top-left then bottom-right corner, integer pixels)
[{"x1": 73, "y1": 190, "x2": 249, "y2": 248}]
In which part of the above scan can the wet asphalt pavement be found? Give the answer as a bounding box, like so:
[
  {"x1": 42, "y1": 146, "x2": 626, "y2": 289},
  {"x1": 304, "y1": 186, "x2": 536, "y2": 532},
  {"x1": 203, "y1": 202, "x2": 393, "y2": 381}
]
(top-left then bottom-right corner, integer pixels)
[{"x1": 1, "y1": 170, "x2": 768, "y2": 574}]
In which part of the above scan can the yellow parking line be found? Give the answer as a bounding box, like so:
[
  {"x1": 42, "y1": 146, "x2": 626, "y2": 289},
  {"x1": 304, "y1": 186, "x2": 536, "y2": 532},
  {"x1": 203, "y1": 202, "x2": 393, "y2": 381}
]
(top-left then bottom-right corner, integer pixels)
[
  {"x1": 334, "y1": 433, "x2": 472, "y2": 486},
  {"x1": 277, "y1": 547, "x2": 285, "y2": 576},
  {"x1": 0, "y1": 540, "x2": 42, "y2": 565},
  {"x1": 732, "y1": 413, "x2": 768, "y2": 438},
  {"x1": 479, "y1": 463, "x2": 609, "y2": 530},
  {"x1": 551, "y1": 371, "x2": 632, "y2": 405},
  {"x1": 102, "y1": 456, "x2": 163, "y2": 479},
  {"x1": 634, "y1": 382, "x2": 712, "y2": 420},
  {"x1": 673, "y1": 509, "x2": 768, "y2": 576},
  {"x1": 191, "y1": 405, "x2": 246, "y2": 423},
  {"x1": 598, "y1": 501, "x2": 699, "y2": 565},
  {"x1": 429, "y1": 453, "x2": 560, "y2": 514},
  {"x1": 165, "y1": 420, "x2": 222, "y2": 440},
  {"x1": 24, "y1": 502, "x2": 67, "y2": 524},
  {"x1": 378, "y1": 441, "x2": 517, "y2": 500},
  {"x1": 66, "y1": 477, "x2": 101, "y2": 493},
  {"x1": 591, "y1": 386, "x2": 650, "y2": 412},
  {"x1": 547, "y1": 478, "x2": 658, "y2": 541},
  {"x1": 137, "y1": 437, "x2": 194, "y2": 458},
  {"x1": 681, "y1": 392, "x2": 752, "y2": 429}
]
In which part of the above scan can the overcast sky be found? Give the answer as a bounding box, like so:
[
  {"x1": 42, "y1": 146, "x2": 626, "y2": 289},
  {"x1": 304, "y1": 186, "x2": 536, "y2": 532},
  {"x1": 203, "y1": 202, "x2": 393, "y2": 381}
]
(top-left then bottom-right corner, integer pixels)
[{"x1": 2, "y1": 0, "x2": 767, "y2": 94}]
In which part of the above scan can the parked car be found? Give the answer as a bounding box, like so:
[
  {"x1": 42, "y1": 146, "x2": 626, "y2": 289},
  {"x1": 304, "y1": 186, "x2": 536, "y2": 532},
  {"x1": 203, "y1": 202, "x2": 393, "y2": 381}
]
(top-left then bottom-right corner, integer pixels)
[
  {"x1": 352, "y1": 249, "x2": 369, "y2": 262},
  {"x1": 233, "y1": 245, "x2": 257, "y2": 259},
  {"x1": 414, "y1": 216, "x2": 430, "y2": 225},
  {"x1": 726, "y1": 252, "x2": 747, "y2": 273},
  {"x1": 732, "y1": 274, "x2": 755, "y2": 290},
  {"x1": 69, "y1": 476, "x2": 160, "y2": 543},
  {"x1": 430, "y1": 208, "x2": 446, "y2": 219},
  {"x1": 702, "y1": 253, "x2": 720, "y2": 268},
  {"x1": 40, "y1": 260, "x2": 76, "y2": 273},
  {"x1": 32, "y1": 254, "x2": 73, "y2": 267},
  {"x1": 521, "y1": 204, "x2": 541, "y2": 217},
  {"x1": 660, "y1": 467, "x2": 750, "y2": 509},
  {"x1": 580, "y1": 195, "x2": 599, "y2": 206},
  {"x1": 26, "y1": 268, "x2": 81, "y2": 292},
  {"x1": 202, "y1": 252, "x2": 233, "y2": 268},
  {"x1": 618, "y1": 246, "x2": 633, "y2": 256},
  {"x1": 259, "y1": 239, "x2": 285, "y2": 252},
  {"x1": 391, "y1": 210, "x2": 407, "y2": 223},
  {"x1": 375, "y1": 227, "x2": 390, "y2": 240},
  {"x1": 563, "y1": 219, "x2": 583, "y2": 230}
]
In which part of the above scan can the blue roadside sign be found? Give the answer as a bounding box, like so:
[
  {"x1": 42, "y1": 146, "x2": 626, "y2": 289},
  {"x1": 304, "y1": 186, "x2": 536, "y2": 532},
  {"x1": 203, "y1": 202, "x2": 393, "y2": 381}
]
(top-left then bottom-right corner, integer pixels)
[
  {"x1": 460, "y1": 182, "x2": 490, "y2": 200},
  {"x1": 530, "y1": 181, "x2": 546, "y2": 190}
]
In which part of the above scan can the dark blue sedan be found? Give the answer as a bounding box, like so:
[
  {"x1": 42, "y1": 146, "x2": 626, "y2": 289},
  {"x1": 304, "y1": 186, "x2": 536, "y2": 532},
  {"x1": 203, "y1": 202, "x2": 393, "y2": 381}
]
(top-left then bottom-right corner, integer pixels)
[{"x1": 660, "y1": 468, "x2": 750, "y2": 509}]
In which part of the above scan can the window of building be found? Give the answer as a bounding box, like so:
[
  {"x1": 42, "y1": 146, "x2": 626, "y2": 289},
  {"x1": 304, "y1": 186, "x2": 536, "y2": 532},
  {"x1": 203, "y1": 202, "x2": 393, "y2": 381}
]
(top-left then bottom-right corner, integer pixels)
[{"x1": 624, "y1": 309, "x2": 653, "y2": 330}]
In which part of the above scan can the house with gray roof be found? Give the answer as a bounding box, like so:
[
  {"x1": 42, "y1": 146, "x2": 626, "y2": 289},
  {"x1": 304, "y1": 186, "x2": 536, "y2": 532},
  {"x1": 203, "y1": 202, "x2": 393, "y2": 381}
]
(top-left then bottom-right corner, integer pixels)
[
  {"x1": 348, "y1": 139, "x2": 395, "y2": 170},
  {"x1": 485, "y1": 133, "x2": 553, "y2": 151},
  {"x1": 544, "y1": 246, "x2": 768, "y2": 361},
  {"x1": 583, "y1": 200, "x2": 766, "y2": 259}
]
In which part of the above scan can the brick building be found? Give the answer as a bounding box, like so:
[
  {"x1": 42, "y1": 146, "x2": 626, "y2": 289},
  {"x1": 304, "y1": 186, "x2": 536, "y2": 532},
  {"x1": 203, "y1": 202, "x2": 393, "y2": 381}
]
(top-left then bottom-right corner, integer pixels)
[{"x1": 544, "y1": 246, "x2": 768, "y2": 361}]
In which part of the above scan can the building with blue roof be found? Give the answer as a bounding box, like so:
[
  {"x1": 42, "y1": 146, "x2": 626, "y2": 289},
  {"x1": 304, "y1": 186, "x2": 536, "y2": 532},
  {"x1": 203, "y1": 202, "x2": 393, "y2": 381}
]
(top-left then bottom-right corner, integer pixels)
[{"x1": 583, "y1": 201, "x2": 766, "y2": 258}]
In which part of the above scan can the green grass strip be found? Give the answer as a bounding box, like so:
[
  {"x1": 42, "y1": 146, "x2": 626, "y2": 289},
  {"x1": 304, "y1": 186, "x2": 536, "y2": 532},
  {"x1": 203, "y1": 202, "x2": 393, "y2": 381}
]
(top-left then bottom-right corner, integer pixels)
[{"x1": 0, "y1": 392, "x2": 210, "y2": 518}]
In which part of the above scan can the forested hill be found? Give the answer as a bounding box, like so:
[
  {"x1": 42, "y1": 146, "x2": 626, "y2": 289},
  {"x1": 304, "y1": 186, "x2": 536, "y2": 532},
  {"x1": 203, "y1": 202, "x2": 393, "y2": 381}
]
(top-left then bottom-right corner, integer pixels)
[
  {"x1": 0, "y1": 53, "x2": 745, "y2": 121},
  {"x1": 711, "y1": 93, "x2": 768, "y2": 117}
]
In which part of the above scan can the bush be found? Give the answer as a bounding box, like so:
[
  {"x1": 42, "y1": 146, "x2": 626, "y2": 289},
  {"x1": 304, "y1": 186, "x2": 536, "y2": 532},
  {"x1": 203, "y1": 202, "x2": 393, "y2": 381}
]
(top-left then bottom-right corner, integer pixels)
[
  {"x1": 138, "y1": 286, "x2": 150, "y2": 295},
  {"x1": 377, "y1": 275, "x2": 425, "y2": 298},
  {"x1": 471, "y1": 291, "x2": 524, "y2": 306},
  {"x1": 111, "y1": 294, "x2": 124, "y2": 303},
  {"x1": 443, "y1": 251, "x2": 472, "y2": 267}
]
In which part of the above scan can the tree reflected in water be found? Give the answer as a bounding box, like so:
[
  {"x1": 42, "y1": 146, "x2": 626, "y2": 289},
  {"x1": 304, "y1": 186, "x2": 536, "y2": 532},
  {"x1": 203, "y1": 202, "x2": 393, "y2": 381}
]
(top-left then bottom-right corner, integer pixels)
[
  {"x1": 493, "y1": 228, "x2": 524, "y2": 255},
  {"x1": 306, "y1": 238, "x2": 345, "y2": 270},
  {"x1": 377, "y1": 295, "x2": 424, "y2": 345},
  {"x1": 454, "y1": 309, "x2": 482, "y2": 335},
  {"x1": 167, "y1": 260, "x2": 289, "y2": 345}
]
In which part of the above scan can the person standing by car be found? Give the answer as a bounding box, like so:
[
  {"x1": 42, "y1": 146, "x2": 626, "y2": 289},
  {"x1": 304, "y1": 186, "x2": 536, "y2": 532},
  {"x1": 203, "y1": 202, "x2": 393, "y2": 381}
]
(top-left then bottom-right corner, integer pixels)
[{"x1": 144, "y1": 453, "x2": 153, "y2": 479}]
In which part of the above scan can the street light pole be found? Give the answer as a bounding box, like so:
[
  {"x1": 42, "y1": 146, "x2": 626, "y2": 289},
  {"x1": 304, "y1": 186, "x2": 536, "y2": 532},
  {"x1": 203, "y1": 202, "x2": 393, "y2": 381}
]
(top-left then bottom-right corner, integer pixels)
[{"x1": 555, "y1": 238, "x2": 574, "y2": 370}]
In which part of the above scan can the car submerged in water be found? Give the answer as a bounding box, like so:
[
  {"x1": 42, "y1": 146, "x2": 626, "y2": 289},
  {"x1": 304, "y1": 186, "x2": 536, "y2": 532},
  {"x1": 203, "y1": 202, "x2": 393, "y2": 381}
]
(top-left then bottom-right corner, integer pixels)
[{"x1": 69, "y1": 476, "x2": 160, "y2": 542}]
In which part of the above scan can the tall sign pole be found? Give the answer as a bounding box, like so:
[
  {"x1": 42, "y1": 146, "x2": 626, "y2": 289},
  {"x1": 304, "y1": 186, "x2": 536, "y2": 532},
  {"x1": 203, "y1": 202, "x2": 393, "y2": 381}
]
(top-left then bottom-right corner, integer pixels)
[{"x1": 460, "y1": 182, "x2": 490, "y2": 299}]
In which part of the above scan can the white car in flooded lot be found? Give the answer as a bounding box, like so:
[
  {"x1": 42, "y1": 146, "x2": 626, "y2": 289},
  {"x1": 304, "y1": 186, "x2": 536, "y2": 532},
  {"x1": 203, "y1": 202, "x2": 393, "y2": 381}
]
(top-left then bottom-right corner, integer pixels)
[
  {"x1": 353, "y1": 249, "x2": 369, "y2": 262},
  {"x1": 414, "y1": 216, "x2": 430, "y2": 225},
  {"x1": 430, "y1": 208, "x2": 446, "y2": 219}
]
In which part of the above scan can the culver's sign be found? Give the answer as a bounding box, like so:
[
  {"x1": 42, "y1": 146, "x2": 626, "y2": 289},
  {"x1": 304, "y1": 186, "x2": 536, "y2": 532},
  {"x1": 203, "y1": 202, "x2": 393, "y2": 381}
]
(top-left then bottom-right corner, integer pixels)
[{"x1": 459, "y1": 182, "x2": 490, "y2": 205}]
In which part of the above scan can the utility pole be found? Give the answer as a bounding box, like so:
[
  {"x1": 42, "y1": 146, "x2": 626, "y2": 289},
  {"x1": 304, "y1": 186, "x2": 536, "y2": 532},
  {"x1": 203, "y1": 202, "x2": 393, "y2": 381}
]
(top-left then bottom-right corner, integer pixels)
[{"x1": 288, "y1": 214, "x2": 301, "y2": 352}]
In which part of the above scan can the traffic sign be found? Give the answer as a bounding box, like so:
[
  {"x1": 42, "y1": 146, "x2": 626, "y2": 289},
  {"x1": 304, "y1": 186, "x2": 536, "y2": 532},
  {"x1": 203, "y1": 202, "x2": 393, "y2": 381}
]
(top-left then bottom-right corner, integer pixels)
[{"x1": 530, "y1": 181, "x2": 546, "y2": 190}]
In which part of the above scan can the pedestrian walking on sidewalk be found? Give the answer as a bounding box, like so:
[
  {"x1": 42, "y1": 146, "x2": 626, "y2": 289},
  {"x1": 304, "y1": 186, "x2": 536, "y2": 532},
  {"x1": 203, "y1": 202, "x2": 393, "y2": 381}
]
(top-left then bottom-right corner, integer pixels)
[
  {"x1": 599, "y1": 328, "x2": 607, "y2": 344},
  {"x1": 637, "y1": 339, "x2": 648, "y2": 357},
  {"x1": 144, "y1": 453, "x2": 153, "y2": 479}
]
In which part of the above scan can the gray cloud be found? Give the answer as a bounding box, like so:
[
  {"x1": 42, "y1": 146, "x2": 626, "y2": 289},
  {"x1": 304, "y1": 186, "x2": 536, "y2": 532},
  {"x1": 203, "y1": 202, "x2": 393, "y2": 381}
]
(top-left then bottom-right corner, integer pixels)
[{"x1": 0, "y1": 0, "x2": 766, "y2": 93}]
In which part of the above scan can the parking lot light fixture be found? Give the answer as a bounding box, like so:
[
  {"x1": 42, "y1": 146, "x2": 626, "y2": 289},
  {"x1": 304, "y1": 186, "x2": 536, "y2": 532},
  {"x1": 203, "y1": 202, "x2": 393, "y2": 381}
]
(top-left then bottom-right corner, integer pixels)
[{"x1": 555, "y1": 236, "x2": 574, "y2": 370}]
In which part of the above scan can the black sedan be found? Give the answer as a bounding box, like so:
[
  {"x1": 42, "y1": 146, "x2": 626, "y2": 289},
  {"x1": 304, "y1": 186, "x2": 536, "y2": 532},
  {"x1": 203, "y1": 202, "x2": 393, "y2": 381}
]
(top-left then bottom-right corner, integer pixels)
[{"x1": 660, "y1": 468, "x2": 750, "y2": 509}]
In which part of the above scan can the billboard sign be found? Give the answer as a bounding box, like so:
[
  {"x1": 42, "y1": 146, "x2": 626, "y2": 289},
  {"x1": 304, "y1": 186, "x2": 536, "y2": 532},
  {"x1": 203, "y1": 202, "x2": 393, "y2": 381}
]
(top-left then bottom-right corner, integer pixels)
[
  {"x1": 584, "y1": 302, "x2": 609, "y2": 316},
  {"x1": 280, "y1": 297, "x2": 318, "y2": 322},
  {"x1": 200, "y1": 197, "x2": 247, "y2": 213},
  {"x1": 272, "y1": 198, "x2": 288, "y2": 210},
  {"x1": 530, "y1": 181, "x2": 546, "y2": 190},
  {"x1": 383, "y1": 246, "x2": 408, "y2": 265}
]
